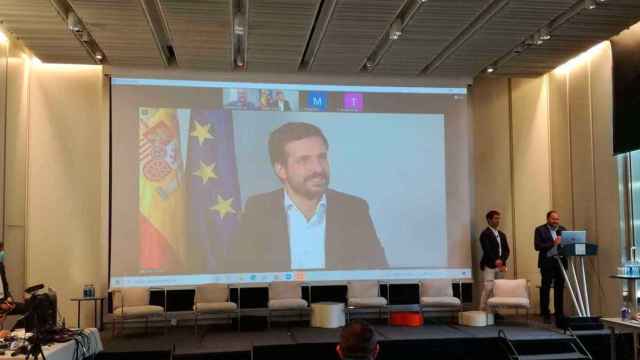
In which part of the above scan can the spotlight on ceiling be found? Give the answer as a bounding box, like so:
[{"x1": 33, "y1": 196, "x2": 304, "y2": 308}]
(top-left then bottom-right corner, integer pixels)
[
  {"x1": 389, "y1": 19, "x2": 402, "y2": 40},
  {"x1": 539, "y1": 28, "x2": 551, "y2": 41},
  {"x1": 231, "y1": 0, "x2": 248, "y2": 71},
  {"x1": 67, "y1": 12, "x2": 82, "y2": 32},
  {"x1": 365, "y1": 59, "x2": 375, "y2": 71},
  {"x1": 233, "y1": 12, "x2": 245, "y2": 35},
  {"x1": 95, "y1": 51, "x2": 103, "y2": 61},
  {"x1": 532, "y1": 32, "x2": 544, "y2": 45},
  {"x1": 235, "y1": 56, "x2": 244, "y2": 67},
  {"x1": 513, "y1": 45, "x2": 526, "y2": 54},
  {"x1": 584, "y1": 0, "x2": 596, "y2": 10},
  {"x1": 486, "y1": 65, "x2": 495, "y2": 73}
]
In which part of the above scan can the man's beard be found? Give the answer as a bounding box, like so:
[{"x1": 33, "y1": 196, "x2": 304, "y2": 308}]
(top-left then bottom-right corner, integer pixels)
[{"x1": 291, "y1": 172, "x2": 329, "y2": 200}]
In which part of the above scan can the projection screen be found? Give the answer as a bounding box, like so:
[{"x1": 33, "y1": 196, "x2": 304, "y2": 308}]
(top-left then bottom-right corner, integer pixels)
[{"x1": 110, "y1": 78, "x2": 472, "y2": 287}]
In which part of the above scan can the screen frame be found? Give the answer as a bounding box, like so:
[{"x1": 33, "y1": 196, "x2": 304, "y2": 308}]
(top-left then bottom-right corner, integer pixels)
[{"x1": 107, "y1": 76, "x2": 471, "y2": 289}]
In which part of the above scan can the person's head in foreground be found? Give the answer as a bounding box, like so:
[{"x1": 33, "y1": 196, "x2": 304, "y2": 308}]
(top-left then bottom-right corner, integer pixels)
[
  {"x1": 337, "y1": 320, "x2": 379, "y2": 360},
  {"x1": 268, "y1": 122, "x2": 330, "y2": 201}
]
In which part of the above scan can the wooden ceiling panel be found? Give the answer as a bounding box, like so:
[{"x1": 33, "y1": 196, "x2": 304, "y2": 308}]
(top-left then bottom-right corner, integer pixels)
[
  {"x1": 375, "y1": 0, "x2": 492, "y2": 76},
  {"x1": 70, "y1": 0, "x2": 163, "y2": 66},
  {"x1": 496, "y1": 0, "x2": 640, "y2": 75},
  {"x1": 0, "y1": 0, "x2": 638, "y2": 78},
  {"x1": 311, "y1": 0, "x2": 404, "y2": 73},
  {"x1": 432, "y1": 0, "x2": 575, "y2": 77},
  {"x1": 161, "y1": 0, "x2": 231, "y2": 70},
  {"x1": 247, "y1": 0, "x2": 319, "y2": 72},
  {"x1": 0, "y1": 0, "x2": 92, "y2": 64}
]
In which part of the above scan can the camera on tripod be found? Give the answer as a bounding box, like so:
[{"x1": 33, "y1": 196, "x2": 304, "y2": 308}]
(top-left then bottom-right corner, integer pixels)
[{"x1": 23, "y1": 284, "x2": 57, "y2": 333}]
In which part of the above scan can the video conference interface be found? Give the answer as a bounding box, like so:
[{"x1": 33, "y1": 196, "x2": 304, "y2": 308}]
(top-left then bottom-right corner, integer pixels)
[{"x1": 110, "y1": 78, "x2": 471, "y2": 287}]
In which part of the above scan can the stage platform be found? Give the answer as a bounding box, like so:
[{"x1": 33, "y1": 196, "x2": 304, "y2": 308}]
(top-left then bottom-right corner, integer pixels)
[{"x1": 97, "y1": 318, "x2": 632, "y2": 360}]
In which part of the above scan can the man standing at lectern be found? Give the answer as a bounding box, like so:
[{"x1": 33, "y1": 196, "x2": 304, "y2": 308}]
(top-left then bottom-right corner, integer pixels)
[{"x1": 535, "y1": 210, "x2": 567, "y2": 325}]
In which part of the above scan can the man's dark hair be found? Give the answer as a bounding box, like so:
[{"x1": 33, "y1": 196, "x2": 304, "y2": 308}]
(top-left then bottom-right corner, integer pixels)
[
  {"x1": 268, "y1": 122, "x2": 328, "y2": 166},
  {"x1": 546, "y1": 210, "x2": 559, "y2": 219},
  {"x1": 339, "y1": 320, "x2": 378, "y2": 360},
  {"x1": 486, "y1": 210, "x2": 500, "y2": 222}
]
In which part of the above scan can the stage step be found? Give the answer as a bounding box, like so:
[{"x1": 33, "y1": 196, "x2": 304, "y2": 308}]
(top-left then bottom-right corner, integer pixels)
[
  {"x1": 515, "y1": 352, "x2": 588, "y2": 360},
  {"x1": 498, "y1": 329, "x2": 593, "y2": 360}
]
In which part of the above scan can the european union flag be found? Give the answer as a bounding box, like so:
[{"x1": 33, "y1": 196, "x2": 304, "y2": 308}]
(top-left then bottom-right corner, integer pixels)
[{"x1": 186, "y1": 109, "x2": 241, "y2": 273}]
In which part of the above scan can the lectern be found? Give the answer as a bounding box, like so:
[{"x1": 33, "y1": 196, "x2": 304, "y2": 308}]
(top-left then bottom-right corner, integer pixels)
[{"x1": 557, "y1": 243, "x2": 601, "y2": 329}]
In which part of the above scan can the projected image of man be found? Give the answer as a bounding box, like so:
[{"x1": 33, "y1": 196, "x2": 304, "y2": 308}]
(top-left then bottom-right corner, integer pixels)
[
  {"x1": 230, "y1": 122, "x2": 388, "y2": 271},
  {"x1": 273, "y1": 90, "x2": 292, "y2": 112},
  {"x1": 225, "y1": 89, "x2": 257, "y2": 110}
]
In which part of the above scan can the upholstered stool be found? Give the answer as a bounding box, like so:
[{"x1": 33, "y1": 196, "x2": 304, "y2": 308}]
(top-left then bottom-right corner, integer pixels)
[
  {"x1": 389, "y1": 311, "x2": 424, "y2": 327},
  {"x1": 458, "y1": 310, "x2": 494, "y2": 327},
  {"x1": 311, "y1": 302, "x2": 345, "y2": 328}
]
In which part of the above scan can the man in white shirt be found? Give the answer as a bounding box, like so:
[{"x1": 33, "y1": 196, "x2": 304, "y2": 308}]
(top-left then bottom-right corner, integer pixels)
[
  {"x1": 274, "y1": 90, "x2": 291, "y2": 112},
  {"x1": 231, "y1": 122, "x2": 387, "y2": 272},
  {"x1": 479, "y1": 210, "x2": 510, "y2": 311}
]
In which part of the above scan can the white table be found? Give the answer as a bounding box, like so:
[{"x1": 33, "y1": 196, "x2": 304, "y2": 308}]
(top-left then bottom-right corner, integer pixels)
[
  {"x1": 0, "y1": 328, "x2": 102, "y2": 360},
  {"x1": 311, "y1": 302, "x2": 345, "y2": 328},
  {"x1": 602, "y1": 317, "x2": 640, "y2": 360}
]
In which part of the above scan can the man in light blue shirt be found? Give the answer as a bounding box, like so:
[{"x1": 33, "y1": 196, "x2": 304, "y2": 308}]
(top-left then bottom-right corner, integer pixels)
[{"x1": 285, "y1": 191, "x2": 326, "y2": 269}]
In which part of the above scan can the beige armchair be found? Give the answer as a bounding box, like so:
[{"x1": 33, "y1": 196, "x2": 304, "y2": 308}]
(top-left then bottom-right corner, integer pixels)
[
  {"x1": 419, "y1": 279, "x2": 462, "y2": 315},
  {"x1": 346, "y1": 281, "x2": 388, "y2": 322},
  {"x1": 112, "y1": 287, "x2": 166, "y2": 336},
  {"x1": 486, "y1": 279, "x2": 531, "y2": 321},
  {"x1": 193, "y1": 284, "x2": 238, "y2": 334},
  {"x1": 267, "y1": 282, "x2": 308, "y2": 328}
]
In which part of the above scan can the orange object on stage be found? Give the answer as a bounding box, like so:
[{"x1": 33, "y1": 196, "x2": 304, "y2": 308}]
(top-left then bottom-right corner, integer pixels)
[{"x1": 388, "y1": 311, "x2": 424, "y2": 327}]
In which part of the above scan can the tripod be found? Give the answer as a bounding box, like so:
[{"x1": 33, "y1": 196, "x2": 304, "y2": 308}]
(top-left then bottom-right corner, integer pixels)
[{"x1": 25, "y1": 306, "x2": 46, "y2": 360}]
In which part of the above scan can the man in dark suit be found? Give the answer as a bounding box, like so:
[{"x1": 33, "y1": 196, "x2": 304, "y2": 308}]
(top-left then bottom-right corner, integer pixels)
[
  {"x1": 229, "y1": 122, "x2": 387, "y2": 272},
  {"x1": 479, "y1": 210, "x2": 510, "y2": 311},
  {"x1": 273, "y1": 90, "x2": 292, "y2": 112},
  {"x1": 534, "y1": 210, "x2": 567, "y2": 325}
]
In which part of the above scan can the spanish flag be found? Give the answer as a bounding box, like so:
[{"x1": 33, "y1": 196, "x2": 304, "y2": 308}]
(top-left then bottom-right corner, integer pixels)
[{"x1": 138, "y1": 108, "x2": 187, "y2": 272}]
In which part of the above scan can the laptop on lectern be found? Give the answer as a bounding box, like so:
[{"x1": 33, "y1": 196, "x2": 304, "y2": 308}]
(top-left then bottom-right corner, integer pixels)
[{"x1": 561, "y1": 230, "x2": 587, "y2": 245}]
